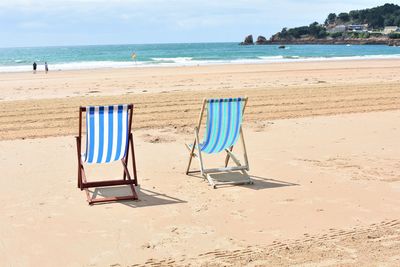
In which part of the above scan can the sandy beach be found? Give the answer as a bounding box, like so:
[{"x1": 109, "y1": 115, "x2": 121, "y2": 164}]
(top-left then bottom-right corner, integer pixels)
[{"x1": 0, "y1": 59, "x2": 400, "y2": 266}]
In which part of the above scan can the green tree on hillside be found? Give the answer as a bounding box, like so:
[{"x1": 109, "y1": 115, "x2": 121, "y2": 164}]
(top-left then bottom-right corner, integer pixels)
[
  {"x1": 309, "y1": 22, "x2": 327, "y2": 38},
  {"x1": 338, "y1": 12, "x2": 350, "y2": 22},
  {"x1": 276, "y1": 23, "x2": 327, "y2": 40},
  {"x1": 349, "y1": 10, "x2": 360, "y2": 20},
  {"x1": 325, "y1": 13, "x2": 337, "y2": 25},
  {"x1": 274, "y1": 3, "x2": 400, "y2": 40},
  {"x1": 328, "y1": 3, "x2": 400, "y2": 28}
]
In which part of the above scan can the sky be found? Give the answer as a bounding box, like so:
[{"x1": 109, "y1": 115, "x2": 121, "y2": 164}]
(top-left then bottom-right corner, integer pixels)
[{"x1": 0, "y1": 0, "x2": 395, "y2": 47}]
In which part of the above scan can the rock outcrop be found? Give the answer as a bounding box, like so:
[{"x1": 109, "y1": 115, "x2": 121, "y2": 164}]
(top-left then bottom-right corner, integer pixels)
[
  {"x1": 388, "y1": 39, "x2": 400, "y2": 46},
  {"x1": 240, "y1": 35, "x2": 254, "y2": 45},
  {"x1": 252, "y1": 35, "x2": 400, "y2": 46},
  {"x1": 255, "y1": 35, "x2": 268, "y2": 45}
]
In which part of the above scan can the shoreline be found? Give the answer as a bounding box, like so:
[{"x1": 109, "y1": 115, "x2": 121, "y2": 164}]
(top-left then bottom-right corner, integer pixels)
[
  {"x1": 1, "y1": 57, "x2": 400, "y2": 76},
  {"x1": 1, "y1": 53, "x2": 400, "y2": 74}
]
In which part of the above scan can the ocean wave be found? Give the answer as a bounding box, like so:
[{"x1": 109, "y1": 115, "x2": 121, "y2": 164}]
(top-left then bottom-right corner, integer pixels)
[
  {"x1": 282, "y1": 54, "x2": 400, "y2": 62},
  {"x1": 0, "y1": 61, "x2": 142, "y2": 72},
  {"x1": 151, "y1": 57, "x2": 193, "y2": 63},
  {"x1": 257, "y1": 56, "x2": 284, "y2": 60},
  {"x1": 1, "y1": 54, "x2": 400, "y2": 72}
]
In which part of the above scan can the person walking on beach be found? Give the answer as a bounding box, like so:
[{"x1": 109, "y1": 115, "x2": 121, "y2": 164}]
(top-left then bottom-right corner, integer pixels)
[
  {"x1": 33, "y1": 62, "x2": 37, "y2": 74},
  {"x1": 45, "y1": 62, "x2": 48, "y2": 74}
]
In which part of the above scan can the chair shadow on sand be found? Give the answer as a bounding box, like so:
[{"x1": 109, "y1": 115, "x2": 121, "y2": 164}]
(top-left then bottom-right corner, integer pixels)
[
  {"x1": 87, "y1": 173, "x2": 297, "y2": 206},
  {"x1": 89, "y1": 186, "x2": 186, "y2": 207},
  {"x1": 243, "y1": 175, "x2": 299, "y2": 190},
  {"x1": 188, "y1": 171, "x2": 298, "y2": 190}
]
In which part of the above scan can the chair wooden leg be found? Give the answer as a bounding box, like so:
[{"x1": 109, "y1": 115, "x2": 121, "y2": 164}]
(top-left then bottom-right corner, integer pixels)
[
  {"x1": 83, "y1": 180, "x2": 138, "y2": 204},
  {"x1": 77, "y1": 165, "x2": 81, "y2": 189},
  {"x1": 122, "y1": 160, "x2": 127, "y2": 180},
  {"x1": 128, "y1": 183, "x2": 138, "y2": 200},
  {"x1": 123, "y1": 147, "x2": 129, "y2": 181},
  {"x1": 186, "y1": 154, "x2": 193, "y2": 175},
  {"x1": 122, "y1": 160, "x2": 132, "y2": 180},
  {"x1": 82, "y1": 147, "x2": 138, "y2": 204},
  {"x1": 76, "y1": 137, "x2": 82, "y2": 188},
  {"x1": 79, "y1": 159, "x2": 138, "y2": 204},
  {"x1": 224, "y1": 146, "x2": 233, "y2": 167},
  {"x1": 85, "y1": 188, "x2": 92, "y2": 204},
  {"x1": 80, "y1": 164, "x2": 87, "y2": 190},
  {"x1": 130, "y1": 133, "x2": 138, "y2": 186},
  {"x1": 77, "y1": 132, "x2": 140, "y2": 204},
  {"x1": 122, "y1": 160, "x2": 138, "y2": 200},
  {"x1": 88, "y1": 194, "x2": 137, "y2": 205},
  {"x1": 186, "y1": 139, "x2": 196, "y2": 175},
  {"x1": 78, "y1": 164, "x2": 83, "y2": 190}
]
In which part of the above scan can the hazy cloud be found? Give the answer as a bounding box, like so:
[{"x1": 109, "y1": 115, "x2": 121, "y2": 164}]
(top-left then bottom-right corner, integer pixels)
[{"x1": 0, "y1": 0, "x2": 392, "y2": 47}]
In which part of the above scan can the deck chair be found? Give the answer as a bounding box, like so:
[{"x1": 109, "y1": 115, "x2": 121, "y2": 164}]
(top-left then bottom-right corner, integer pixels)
[
  {"x1": 185, "y1": 97, "x2": 252, "y2": 188},
  {"x1": 76, "y1": 104, "x2": 138, "y2": 204}
]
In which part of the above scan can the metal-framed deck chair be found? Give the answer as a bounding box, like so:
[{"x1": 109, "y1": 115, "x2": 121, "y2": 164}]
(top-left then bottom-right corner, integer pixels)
[
  {"x1": 185, "y1": 97, "x2": 252, "y2": 188},
  {"x1": 76, "y1": 104, "x2": 138, "y2": 205}
]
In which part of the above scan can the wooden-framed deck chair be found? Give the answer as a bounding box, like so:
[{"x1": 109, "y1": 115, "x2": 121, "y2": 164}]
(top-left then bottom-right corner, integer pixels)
[
  {"x1": 185, "y1": 97, "x2": 252, "y2": 188},
  {"x1": 76, "y1": 104, "x2": 138, "y2": 205}
]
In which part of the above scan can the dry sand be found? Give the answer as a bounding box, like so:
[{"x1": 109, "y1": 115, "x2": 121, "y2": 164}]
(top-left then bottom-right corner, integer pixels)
[{"x1": 0, "y1": 60, "x2": 399, "y2": 266}]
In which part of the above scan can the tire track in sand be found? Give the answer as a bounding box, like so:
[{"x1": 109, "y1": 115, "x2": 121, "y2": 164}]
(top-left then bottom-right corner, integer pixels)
[{"x1": 0, "y1": 84, "x2": 399, "y2": 140}]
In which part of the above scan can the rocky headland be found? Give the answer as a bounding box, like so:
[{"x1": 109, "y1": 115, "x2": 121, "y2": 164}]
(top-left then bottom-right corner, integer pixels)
[
  {"x1": 240, "y1": 35, "x2": 400, "y2": 46},
  {"x1": 240, "y1": 4, "x2": 400, "y2": 46}
]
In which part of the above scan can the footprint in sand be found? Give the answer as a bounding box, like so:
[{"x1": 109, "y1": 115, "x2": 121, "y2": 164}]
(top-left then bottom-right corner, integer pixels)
[{"x1": 140, "y1": 133, "x2": 175, "y2": 143}]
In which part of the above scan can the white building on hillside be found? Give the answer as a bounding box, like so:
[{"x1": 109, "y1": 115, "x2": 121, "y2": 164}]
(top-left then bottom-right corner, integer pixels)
[
  {"x1": 384, "y1": 26, "x2": 400, "y2": 35},
  {"x1": 327, "y1": 25, "x2": 346, "y2": 33},
  {"x1": 347, "y1": 24, "x2": 368, "y2": 32}
]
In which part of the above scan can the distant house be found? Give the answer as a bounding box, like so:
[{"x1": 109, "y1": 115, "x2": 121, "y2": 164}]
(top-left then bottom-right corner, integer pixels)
[
  {"x1": 384, "y1": 26, "x2": 400, "y2": 34},
  {"x1": 327, "y1": 25, "x2": 346, "y2": 33},
  {"x1": 347, "y1": 24, "x2": 368, "y2": 32}
]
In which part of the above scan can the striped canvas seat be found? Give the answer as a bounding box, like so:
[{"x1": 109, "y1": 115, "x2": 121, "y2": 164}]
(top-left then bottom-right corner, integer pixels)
[
  {"x1": 199, "y1": 98, "x2": 244, "y2": 154},
  {"x1": 84, "y1": 104, "x2": 129, "y2": 164}
]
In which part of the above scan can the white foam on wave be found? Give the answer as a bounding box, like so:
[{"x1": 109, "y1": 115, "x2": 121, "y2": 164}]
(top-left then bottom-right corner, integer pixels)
[
  {"x1": 0, "y1": 61, "x2": 143, "y2": 72},
  {"x1": 1, "y1": 53, "x2": 400, "y2": 72},
  {"x1": 151, "y1": 57, "x2": 193, "y2": 63},
  {"x1": 257, "y1": 56, "x2": 284, "y2": 60}
]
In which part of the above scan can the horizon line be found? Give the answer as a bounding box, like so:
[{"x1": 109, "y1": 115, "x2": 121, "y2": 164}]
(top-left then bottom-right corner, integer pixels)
[{"x1": 0, "y1": 40, "x2": 245, "y2": 49}]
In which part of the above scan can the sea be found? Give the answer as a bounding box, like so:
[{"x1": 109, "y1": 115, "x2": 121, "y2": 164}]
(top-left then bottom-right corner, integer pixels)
[{"x1": 0, "y1": 42, "x2": 400, "y2": 72}]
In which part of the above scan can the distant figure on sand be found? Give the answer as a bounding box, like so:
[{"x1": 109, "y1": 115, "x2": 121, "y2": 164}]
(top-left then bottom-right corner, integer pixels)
[
  {"x1": 45, "y1": 62, "x2": 48, "y2": 74},
  {"x1": 33, "y1": 62, "x2": 37, "y2": 74}
]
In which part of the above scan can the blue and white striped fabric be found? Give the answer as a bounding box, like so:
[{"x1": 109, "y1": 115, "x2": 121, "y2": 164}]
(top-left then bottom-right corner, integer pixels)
[
  {"x1": 84, "y1": 104, "x2": 129, "y2": 164},
  {"x1": 199, "y1": 98, "x2": 244, "y2": 154}
]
